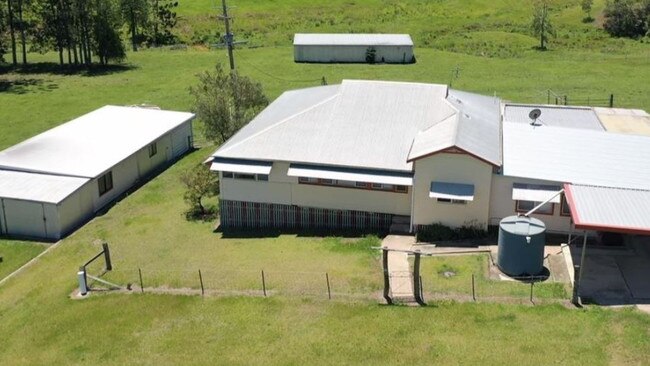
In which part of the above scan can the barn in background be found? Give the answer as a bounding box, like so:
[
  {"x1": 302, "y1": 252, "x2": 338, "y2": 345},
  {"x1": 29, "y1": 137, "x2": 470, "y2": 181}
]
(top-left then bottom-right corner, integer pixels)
[
  {"x1": 293, "y1": 33, "x2": 414, "y2": 64},
  {"x1": 0, "y1": 106, "x2": 195, "y2": 240}
]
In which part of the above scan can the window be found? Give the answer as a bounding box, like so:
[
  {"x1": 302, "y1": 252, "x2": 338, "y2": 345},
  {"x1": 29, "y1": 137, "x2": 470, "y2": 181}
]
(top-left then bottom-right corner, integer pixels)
[
  {"x1": 223, "y1": 172, "x2": 233, "y2": 178},
  {"x1": 320, "y1": 179, "x2": 334, "y2": 185},
  {"x1": 148, "y1": 142, "x2": 157, "y2": 157},
  {"x1": 437, "y1": 198, "x2": 467, "y2": 205},
  {"x1": 395, "y1": 185, "x2": 408, "y2": 193},
  {"x1": 355, "y1": 181, "x2": 369, "y2": 188},
  {"x1": 516, "y1": 200, "x2": 554, "y2": 215},
  {"x1": 98, "y1": 171, "x2": 113, "y2": 196},
  {"x1": 257, "y1": 174, "x2": 269, "y2": 181},
  {"x1": 234, "y1": 173, "x2": 256, "y2": 180},
  {"x1": 560, "y1": 195, "x2": 572, "y2": 216}
]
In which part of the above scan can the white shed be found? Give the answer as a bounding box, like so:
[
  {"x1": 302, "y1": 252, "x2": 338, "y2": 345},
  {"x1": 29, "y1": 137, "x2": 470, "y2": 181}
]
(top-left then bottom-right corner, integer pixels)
[
  {"x1": 294, "y1": 34, "x2": 414, "y2": 64},
  {"x1": 0, "y1": 106, "x2": 195, "y2": 240}
]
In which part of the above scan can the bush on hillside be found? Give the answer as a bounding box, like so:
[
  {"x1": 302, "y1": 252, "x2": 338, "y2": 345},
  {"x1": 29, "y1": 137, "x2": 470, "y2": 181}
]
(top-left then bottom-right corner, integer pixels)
[{"x1": 603, "y1": 0, "x2": 650, "y2": 39}]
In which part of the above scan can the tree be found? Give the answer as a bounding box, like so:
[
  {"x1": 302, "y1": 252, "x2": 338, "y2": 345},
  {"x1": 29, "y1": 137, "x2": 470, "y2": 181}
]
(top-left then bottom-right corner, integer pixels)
[
  {"x1": 189, "y1": 63, "x2": 269, "y2": 145},
  {"x1": 603, "y1": 0, "x2": 649, "y2": 38},
  {"x1": 180, "y1": 163, "x2": 219, "y2": 219},
  {"x1": 6, "y1": 0, "x2": 17, "y2": 64},
  {"x1": 531, "y1": 1, "x2": 556, "y2": 50},
  {"x1": 148, "y1": 0, "x2": 177, "y2": 46},
  {"x1": 92, "y1": 0, "x2": 125, "y2": 65},
  {"x1": 120, "y1": 0, "x2": 148, "y2": 51},
  {"x1": 581, "y1": 0, "x2": 594, "y2": 22}
]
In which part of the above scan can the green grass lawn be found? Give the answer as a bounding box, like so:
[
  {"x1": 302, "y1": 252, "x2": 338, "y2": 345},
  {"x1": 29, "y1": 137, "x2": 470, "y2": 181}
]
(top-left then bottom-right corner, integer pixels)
[
  {"x1": 1, "y1": 0, "x2": 650, "y2": 363},
  {"x1": 0, "y1": 241, "x2": 48, "y2": 280}
]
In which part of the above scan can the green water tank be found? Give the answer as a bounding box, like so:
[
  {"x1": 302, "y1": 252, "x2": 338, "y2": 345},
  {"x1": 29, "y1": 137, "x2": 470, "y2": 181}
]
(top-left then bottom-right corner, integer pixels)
[{"x1": 497, "y1": 215, "x2": 546, "y2": 277}]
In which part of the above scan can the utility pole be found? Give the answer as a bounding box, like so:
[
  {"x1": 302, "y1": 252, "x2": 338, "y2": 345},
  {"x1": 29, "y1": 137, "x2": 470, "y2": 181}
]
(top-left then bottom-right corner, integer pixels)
[{"x1": 219, "y1": 0, "x2": 235, "y2": 71}]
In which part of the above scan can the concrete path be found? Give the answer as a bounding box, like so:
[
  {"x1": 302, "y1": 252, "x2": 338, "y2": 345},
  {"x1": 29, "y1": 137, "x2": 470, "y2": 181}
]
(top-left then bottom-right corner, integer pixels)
[{"x1": 382, "y1": 235, "x2": 415, "y2": 300}]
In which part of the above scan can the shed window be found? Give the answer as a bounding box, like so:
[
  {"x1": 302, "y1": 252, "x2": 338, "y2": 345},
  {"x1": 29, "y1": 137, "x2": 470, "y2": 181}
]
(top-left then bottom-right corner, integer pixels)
[
  {"x1": 148, "y1": 142, "x2": 157, "y2": 158},
  {"x1": 98, "y1": 171, "x2": 113, "y2": 196},
  {"x1": 257, "y1": 174, "x2": 269, "y2": 181},
  {"x1": 516, "y1": 200, "x2": 554, "y2": 215},
  {"x1": 234, "y1": 173, "x2": 255, "y2": 180},
  {"x1": 222, "y1": 172, "x2": 233, "y2": 179},
  {"x1": 395, "y1": 185, "x2": 408, "y2": 193}
]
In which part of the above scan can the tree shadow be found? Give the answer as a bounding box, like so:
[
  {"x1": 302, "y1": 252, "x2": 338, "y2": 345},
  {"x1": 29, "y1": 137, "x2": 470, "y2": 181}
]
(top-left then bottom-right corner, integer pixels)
[
  {"x1": 0, "y1": 78, "x2": 59, "y2": 94},
  {"x1": 0, "y1": 62, "x2": 138, "y2": 77}
]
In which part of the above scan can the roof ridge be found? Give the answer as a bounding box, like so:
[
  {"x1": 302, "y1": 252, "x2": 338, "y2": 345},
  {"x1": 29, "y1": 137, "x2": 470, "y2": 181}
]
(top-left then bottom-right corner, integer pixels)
[{"x1": 216, "y1": 91, "x2": 340, "y2": 156}]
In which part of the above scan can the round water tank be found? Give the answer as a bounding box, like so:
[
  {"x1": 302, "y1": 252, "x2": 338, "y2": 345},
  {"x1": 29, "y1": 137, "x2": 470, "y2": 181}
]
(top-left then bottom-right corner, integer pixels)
[{"x1": 497, "y1": 215, "x2": 546, "y2": 277}]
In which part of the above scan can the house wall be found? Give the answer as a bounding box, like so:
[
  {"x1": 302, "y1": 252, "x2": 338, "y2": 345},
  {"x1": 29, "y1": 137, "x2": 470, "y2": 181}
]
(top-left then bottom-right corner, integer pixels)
[
  {"x1": 58, "y1": 184, "x2": 95, "y2": 238},
  {"x1": 135, "y1": 135, "x2": 173, "y2": 178},
  {"x1": 219, "y1": 161, "x2": 411, "y2": 216},
  {"x1": 489, "y1": 175, "x2": 572, "y2": 233},
  {"x1": 412, "y1": 153, "x2": 493, "y2": 229},
  {"x1": 0, "y1": 199, "x2": 6, "y2": 235},
  {"x1": 294, "y1": 45, "x2": 414, "y2": 63},
  {"x1": 170, "y1": 121, "x2": 194, "y2": 158}
]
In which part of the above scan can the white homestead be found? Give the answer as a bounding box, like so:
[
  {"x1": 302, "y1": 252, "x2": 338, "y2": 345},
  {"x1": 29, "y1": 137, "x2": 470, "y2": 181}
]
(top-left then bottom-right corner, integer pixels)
[
  {"x1": 0, "y1": 106, "x2": 195, "y2": 240},
  {"x1": 293, "y1": 33, "x2": 414, "y2": 63},
  {"x1": 207, "y1": 80, "x2": 650, "y2": 237}
]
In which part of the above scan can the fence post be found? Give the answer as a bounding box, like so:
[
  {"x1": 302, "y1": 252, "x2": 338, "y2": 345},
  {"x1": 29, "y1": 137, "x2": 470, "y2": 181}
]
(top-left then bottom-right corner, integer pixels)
[
  {"x1": 471, "y1": 274, "x2": 476, "y2": 302},
  {"x1": 382, "y1": 247, "x2": 392, "y2": 305},
  {"x1": 199, "y1": 269, "x2": 205, "y2": 297},
  {"x1": 609, "y1": 94, "x2": 614, "y2": 108},
  {"x1": 138, "y1": 268, "x2": 144, "y2": 293},
  {"x1": 564, "y1": 95, "x2": 568, "y2": 105},
  {"x1": 261, "y1": 270, "x2": 267, "y2": 297},
  {"x1": 102, "y1": 243, "x2": 112, "y2": 271},
  {"x1": 77, "y1": 267, "x2": 88, "y2": 296},
  {"x1": 530, "y1": 276, "x2": 534, "y2": 304},
  {"x1": 326, "y1": 272, "x2": 331, "y2": 300}
]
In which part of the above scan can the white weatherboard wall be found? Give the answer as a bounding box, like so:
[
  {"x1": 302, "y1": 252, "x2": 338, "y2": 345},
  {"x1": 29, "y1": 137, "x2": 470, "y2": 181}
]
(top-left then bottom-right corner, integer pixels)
[
  {"x1": 489, "y1": 175, "x2": 572, "y2": 233},
  {"x1": 412, "y1": 153, "x2": 493, "y2": 228},
  {"x1": 219, "y1": 162, "x2": 411, "y2": 215}
]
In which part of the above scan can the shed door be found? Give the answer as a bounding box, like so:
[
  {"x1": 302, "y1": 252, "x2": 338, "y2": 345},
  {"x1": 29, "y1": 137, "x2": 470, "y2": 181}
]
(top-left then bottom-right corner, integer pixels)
[
  {"x1": 3, "y1": 199, "x2": 47, "y2": 238},
  {"x1": 171, "y1": 125, "x2": 190, "y2": 158}
]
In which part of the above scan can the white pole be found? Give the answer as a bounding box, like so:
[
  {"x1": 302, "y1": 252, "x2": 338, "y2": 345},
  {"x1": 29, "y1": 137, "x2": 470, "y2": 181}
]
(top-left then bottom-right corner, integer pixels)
[
  {"x1": 524, "y1": 189, "x2": 564, "y2": 217},
  {"x1": 575, "y1": 232, "x2": 588, "y2": 302},
  {"x1": 77, "y1": 270, "x2": 88, "y2": 296}
]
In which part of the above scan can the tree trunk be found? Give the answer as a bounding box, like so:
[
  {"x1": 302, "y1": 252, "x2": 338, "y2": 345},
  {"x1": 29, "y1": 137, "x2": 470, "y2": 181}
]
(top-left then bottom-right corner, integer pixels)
[
  {"x1": 7, "y1": 0, "x2": 17, "y2": 65},
  {"x1": 58, "y1": 47, "x2": 64, "y2": 65},
  {"x1": 17, "y1": 0, "x2": 26, "y2": 64},
  {"x1": 131, "y1": 9, "x2": 138, "y2": 52}
]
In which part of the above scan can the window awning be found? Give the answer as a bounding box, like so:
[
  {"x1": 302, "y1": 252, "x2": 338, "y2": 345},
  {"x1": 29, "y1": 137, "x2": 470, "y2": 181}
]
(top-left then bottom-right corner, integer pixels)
[
  {"x1": 429, "y1": 181, "x2": 475, "y2": 201},
  {"x1": 209, "y1": 157, "x2": 273, "y2": 175},
  {"x1": 512, "y1": 183, "x2": 561, "y2": 203},
  {"x1": 287, "y1": 164, "x2": 414, "y2": 186}
]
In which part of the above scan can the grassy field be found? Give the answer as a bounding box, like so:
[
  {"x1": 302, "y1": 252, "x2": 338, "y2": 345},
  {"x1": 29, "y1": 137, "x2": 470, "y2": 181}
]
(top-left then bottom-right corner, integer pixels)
[
  {"x1": 0, "y1": 241, "x2": 48, "y2": 280},
  {"x1": 1, "y1": 0, "x2": 650, "y2": 363}
]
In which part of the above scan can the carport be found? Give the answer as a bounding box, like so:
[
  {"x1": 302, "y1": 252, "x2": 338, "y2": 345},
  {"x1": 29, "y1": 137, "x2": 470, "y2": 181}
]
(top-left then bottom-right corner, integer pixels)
[{"x1": 564, "y1": 183, "x2": 650, "y2": 304}]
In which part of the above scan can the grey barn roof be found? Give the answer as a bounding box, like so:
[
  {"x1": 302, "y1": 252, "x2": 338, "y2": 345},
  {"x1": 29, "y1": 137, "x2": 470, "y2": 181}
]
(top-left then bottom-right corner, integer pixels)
[
  {"x1": 294, "y1": 33, "x2": 413, "y2": 46},
  {"x1": 503, "y1": 104, "x2": 604, "y2": 131},
  {"x1": 212, "y1": 80, "x2": 502, "y2": 172}
]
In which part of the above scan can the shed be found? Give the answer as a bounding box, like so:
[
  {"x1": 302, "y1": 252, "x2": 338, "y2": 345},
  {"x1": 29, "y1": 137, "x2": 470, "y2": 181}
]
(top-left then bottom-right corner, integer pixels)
[
  {"x1": 0, "y1": 106, "x2": 195, "y2": 240},
  {"x1": 293, "y1": 33, "x2": 414, "y2": 64}
]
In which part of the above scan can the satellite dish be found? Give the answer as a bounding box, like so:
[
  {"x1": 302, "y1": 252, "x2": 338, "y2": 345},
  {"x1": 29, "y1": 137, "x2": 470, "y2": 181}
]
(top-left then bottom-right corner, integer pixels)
[{"x1": 529, "y1": 108, "x2": 542, "y2": 121}]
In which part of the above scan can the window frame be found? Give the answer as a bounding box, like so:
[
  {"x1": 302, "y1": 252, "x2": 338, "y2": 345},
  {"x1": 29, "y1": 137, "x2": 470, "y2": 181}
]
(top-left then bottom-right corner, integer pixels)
[
  {"x1": 436, "y1": 197, "x2": 467, "y2": 205},
  {"x1": 515, "y1": 200, "x2": 554, "y2": 215},
  {"x1": 560, "y1": 194, "x2": 572, "y2": 216},
  {"x1": 148, "y1": 142, "x2": 157, "y2": 158},
  {"x1": 98, "y1": 171, "x2": 114, "y2": 197}
]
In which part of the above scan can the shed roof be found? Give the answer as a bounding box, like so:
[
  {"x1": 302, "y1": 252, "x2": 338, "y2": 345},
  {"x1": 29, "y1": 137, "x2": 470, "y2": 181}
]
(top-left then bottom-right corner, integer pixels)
[
  {"x1": 564, "y1": 183, "x2": 650, "y2": 235},
  {"x1": 294, "y1": 33, "x2": 413, "y2": 46},
  {"x1": 503, "y1": 104, "x2": 604, "y2": 131},
  {"x1": 0, "y1": 170, "x2": 89, "y2": 204},
  {"x1": 502, "y1": 122, "x2": 650, "y2": 190},
  {"x1": 594, "y1": 107, "x2": 650, "y2": 136},
  {"x1": 0, "y1": 106, "x2": 194, "y2": 178}
]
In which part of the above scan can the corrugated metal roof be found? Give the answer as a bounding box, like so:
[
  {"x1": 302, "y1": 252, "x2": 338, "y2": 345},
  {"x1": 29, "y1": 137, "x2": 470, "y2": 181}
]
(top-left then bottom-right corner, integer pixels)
[
  {"x1": 502, "y1": 122, "x2": 650, "y2": 190},
  {"x1": 0, "y1": 170, "x2": 89, "y2": 204},
  {"x1": 408, "y1": 89, "x2": 502, "y2": 165},
  {"x1": 594, "y1": 107, "x2": 650, "y2": 136},
  {"x1": 429, "y1": 182, "x2": 475, "y2": 201},
  {"x1": 503, "y1": 104, "x2": 604, "y2": 131},
  {"x1": 564, "y1": 184, "x2": 650, "y2": 234},
  {"x1": 287, "y1": 164, "x2": 414, "y2": 186},
  {"x1": 294, "y1": 33, "x2": 413, "y2": 46},
  {"x1": 0, "y1": 106, "x2": 195, "y2": 178},
  {"x1": 214, "y1": 80, "x2": 456, "y2": 172},
  {"x1": 210, "y1": 158, "x2": 273, "y2": 175}
]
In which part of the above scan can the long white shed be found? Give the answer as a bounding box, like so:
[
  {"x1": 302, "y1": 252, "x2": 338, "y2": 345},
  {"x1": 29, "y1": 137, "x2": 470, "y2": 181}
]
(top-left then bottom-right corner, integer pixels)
[
  {"x1": 0, "y1": 106, "x2": 195, "y2": 240},
  {"x1": 294, "y1": 33, "x2": 414, "y2": 64}
]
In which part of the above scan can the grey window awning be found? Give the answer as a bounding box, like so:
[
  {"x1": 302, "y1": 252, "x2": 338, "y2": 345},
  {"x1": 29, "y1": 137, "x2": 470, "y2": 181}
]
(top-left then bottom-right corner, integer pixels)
[
  {"x1": 429, "y1": 181, "x2": 475, "y2": 201},
  {"x1": 209, "y1": 157, "x2": 273, "y2": 175},
  {"x1": 287, "y1": 164, "x2": 414, "y2": 186},
  {"x1": 512, "y1": 183, "x2": 561, "y2": 203}
]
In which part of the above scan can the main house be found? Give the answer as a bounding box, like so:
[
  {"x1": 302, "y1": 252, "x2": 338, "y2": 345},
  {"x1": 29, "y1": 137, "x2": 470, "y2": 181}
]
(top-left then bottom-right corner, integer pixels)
[{"x1": 207, "y1": 80, "x2": 650, "y2": 236}]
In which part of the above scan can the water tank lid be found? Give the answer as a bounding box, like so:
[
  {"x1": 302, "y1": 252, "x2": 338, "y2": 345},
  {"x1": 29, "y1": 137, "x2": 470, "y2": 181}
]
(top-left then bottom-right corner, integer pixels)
[{"x1": 499, "y1": 215, "x2": 546, "y2": 236}]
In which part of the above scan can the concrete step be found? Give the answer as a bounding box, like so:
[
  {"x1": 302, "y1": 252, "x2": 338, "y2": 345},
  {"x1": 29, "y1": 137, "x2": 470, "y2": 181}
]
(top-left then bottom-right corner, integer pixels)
[{"x1": 392, "y1": 215, "x2": 411, "y2": 225}]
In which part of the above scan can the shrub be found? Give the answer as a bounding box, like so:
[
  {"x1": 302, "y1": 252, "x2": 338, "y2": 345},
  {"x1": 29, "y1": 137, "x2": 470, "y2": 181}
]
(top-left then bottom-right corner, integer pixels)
[
  {"x1": 416, "y1": 221, "x2": 488, "y2": 243},
  {"x1": 603, "y1": 0, "x2": 650, "y2": 39}
]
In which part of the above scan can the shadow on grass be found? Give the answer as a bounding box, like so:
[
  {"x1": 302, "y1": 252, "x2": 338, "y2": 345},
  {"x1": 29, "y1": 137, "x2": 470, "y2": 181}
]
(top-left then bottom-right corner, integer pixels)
[
  {"x1": 0, "y1": 78, "x2": 59, "y2": 94},
  {"x1": 0, "y1": 62, "x2": 137, "y2": 77}
]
